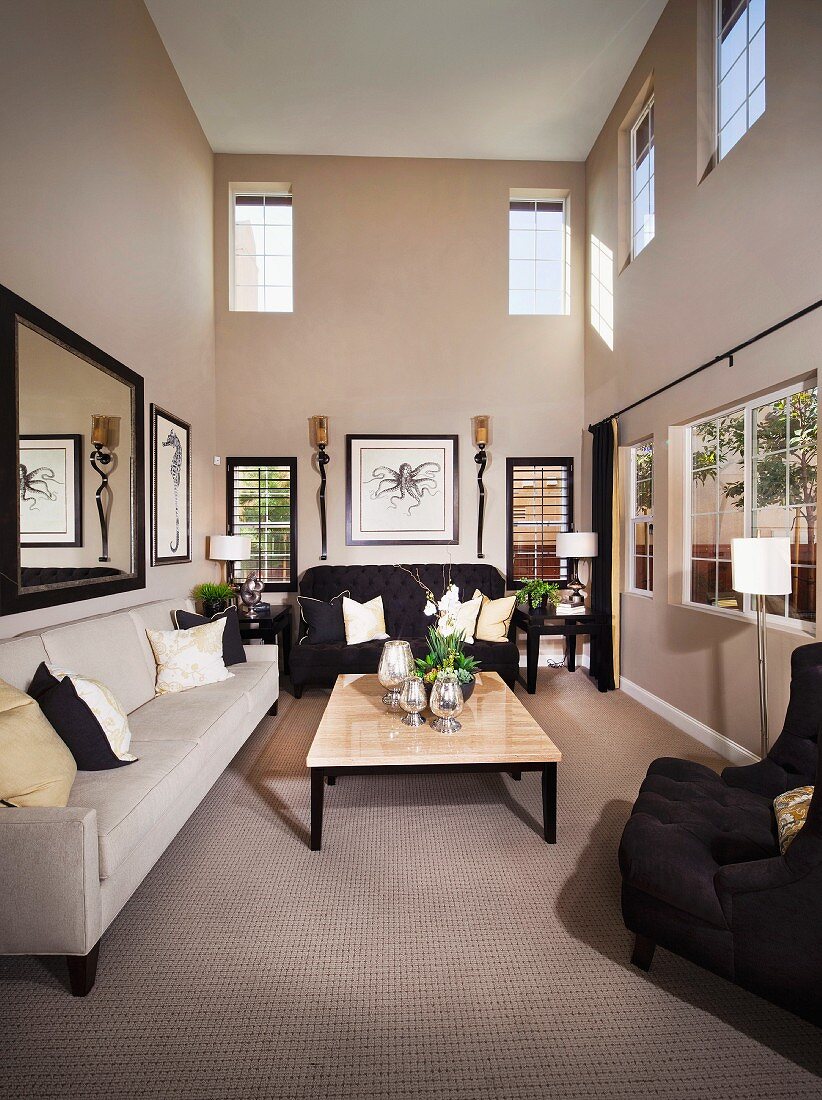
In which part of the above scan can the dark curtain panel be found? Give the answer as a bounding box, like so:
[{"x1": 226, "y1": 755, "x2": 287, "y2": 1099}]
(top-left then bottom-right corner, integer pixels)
[{"x1": 589, "y1": 418, "x2": 617, "y2": 691}]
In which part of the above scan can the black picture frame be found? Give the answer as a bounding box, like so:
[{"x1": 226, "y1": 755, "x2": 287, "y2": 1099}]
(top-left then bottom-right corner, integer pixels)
[
  {"x1": 346, "y1": 434, "x2": 459, "y2": 547},
  {"x1": 0, "y1": 283, "x2": 145, "y2": 616},
  {"x1": 150, "y1": 404, "x2": 192, "y2": 566},
  {"x1": 19, "y1": 434, "x2": 83, "y2": 548}
]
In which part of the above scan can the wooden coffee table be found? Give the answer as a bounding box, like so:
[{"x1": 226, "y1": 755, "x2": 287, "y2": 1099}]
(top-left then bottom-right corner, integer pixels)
[{"x1": 306, "y1": 672, "x2": 562, "y2": 851}]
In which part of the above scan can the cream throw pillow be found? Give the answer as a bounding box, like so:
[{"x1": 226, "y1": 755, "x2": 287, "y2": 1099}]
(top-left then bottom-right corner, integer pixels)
[
  {"x1": 343, "y1": 596, "x2": 389, "y2": 645},
  {"x1": 47, "y1": 666, "x2": 137, "y2": 762},
  {"x1": 452, "y1": 595, "x2": 483, "y2": 644},
  {"x1": 0, "y1": 678, "x2": 76, "y2": 807},
  {"x1": 147, "y1": 618, "x2": 233, "y2": 695},
  {"x1": 473, "y1": 590, "x2": 516, "y2": 642}
]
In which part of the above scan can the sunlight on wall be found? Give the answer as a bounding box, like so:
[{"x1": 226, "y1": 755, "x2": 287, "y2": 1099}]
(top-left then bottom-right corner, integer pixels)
[{"x1": 590, "y1": 235, "x2": 614, "y2": 349}]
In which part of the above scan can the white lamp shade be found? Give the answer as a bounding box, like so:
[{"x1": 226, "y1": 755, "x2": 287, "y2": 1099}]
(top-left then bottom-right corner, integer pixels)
[
  {"x1": 731, "y1": 537, "x2": 792, "y2": 595},
  {"x1": 556, "y1": 531, "x2": 598, "y2": 559},
  {"x1": 208, "y1": 534, "x2": 251, "y2": 562}
]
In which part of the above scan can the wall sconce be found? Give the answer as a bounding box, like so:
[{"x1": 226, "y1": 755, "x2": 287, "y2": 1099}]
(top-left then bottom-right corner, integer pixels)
[
  {"x1": 473, "y1": 415, "x2": 490, "y2": 559},
  {"x1": 311, "y1": 415, "x2": 330, "y2": 561},
  {"x1": 90, "y1": 414, "x2": 114, "y2": 562}
]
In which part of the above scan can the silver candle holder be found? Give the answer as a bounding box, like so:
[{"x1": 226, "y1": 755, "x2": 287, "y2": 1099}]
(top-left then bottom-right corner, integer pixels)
[
  {"x1": 399, "y1": 674, "x2": 427, "y2": 727},
  {"x1": 377, "y1": 640, "x2": 413, "y2": 710},
  {"x1": 429, "y1": 671, "x2": 464, "y2": 733}
]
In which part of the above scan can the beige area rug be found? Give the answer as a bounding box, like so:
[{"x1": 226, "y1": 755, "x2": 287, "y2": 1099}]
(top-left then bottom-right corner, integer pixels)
[{"x1": 1, "y1": 669, "x2": 821, "y2": 1099}]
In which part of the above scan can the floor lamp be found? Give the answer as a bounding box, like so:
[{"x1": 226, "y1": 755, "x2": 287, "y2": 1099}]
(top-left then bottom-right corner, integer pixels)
[{"x1": 731, "y1": 536, "x2": 792, "y2": 759}]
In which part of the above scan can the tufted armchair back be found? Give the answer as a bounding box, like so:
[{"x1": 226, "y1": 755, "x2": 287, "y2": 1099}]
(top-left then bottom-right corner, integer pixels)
[
  {"x1": 299, "y1": 563, "x2": 506, "y2": 639},
  {"x1": 723, "y1": 640, "x2": 822, "y2": 800}
]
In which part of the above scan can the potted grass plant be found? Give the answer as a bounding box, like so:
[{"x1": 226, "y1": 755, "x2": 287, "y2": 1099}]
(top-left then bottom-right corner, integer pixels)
[
  {"x1": 515, "y1": 578, "x2": 561, "y2": 613},
  {"x1": 192, "y1": 581, "x2": 236, "y2": 618},
  {"x1": 415, "y1": 627, "x2": 480, "y2": 702}
]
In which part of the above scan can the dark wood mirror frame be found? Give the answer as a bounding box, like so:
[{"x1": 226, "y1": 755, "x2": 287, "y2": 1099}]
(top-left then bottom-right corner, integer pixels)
[{"x1": 0, "y1": 284, "x2": 145, "y2": 616}]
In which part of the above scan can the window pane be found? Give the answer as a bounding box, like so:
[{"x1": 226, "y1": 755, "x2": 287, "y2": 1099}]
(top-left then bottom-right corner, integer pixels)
[
  {"x1": 755, "y1": 454, "x2": 786, "y2": 508},
  {"x1": 635, "y1": 521, "x2": 647, "y2": 552},
  {"x1": 716, "y1": 561, "x2": 740, "y2": 606},
  {"x1": 749, "y1": 0, "x2": 765, "y2": 35},
  {"x1": 789, "y1": 514, "x2": 816, "y2": 566},
  {"x1": 749, "y1": 80, "x2": 766, "y2": 125},
  {"x1": 235, "y1": 223, "x2": 264, "y2": 254},
  {"x1": 264, "y1": 286, "x2": 293, "y2": 312},
  {"x1": 692, "y1": 471, "x2": 717, "y2": 514},
  {"x1": 264, "y1": 256, "x2": 291, "y2": 286},
  {"x1": 789, "y1": 452, "x2": 816, "y2": 507},
  {"x1": 634, "y1": 555, "x2": 648, "y2": 591},
  {"x1": 510, "y1": 260, "x2": 535, "y2": 291},
  {"x1": 756, "y1": 396, "x2": 787, "y2": 453},
  {"x1": 535, "y1": 290, "x2": 562, "y2": 315},
  {"x1": 535, "y1": 261, "x2": 562, "y2": 291},
  {"x1": 692, "y1": 514, "x2": 717, "y2": 561},
  {"x1": 720, "y1": 9, "x2": 747, "y2": 78},
  {"x1": 509, "y1": 206, "x2": 535, "y2": 230},
  {"x1": 748, "y1": 25, "x2": 765, "y2": 91},
  {"x1": 635, "y1": 479, "x2": 652, "y2": 515},
  {"x1": 509, "y1": 230, "x2": 535, "y2": 260},
  {"x1": 536, "y1": 206, "x2": 563, "y2": 231},
  {"x1": 536, "y1": 231, "x2": 562, "y2": 261},
  {"x1": 234, "y1": 255, "x2": 263, "y2": 286},
  {"x1": 264, "y1": 200, "x2": 292, "y2": 225},
  {"x1": 264, "y1": 225, "x2": 292, "y2": 255},
  {"x1": 691, "y1": 559, "x2": 717, "y2": 606},
  {"x1": 235, "y1": 196, "x2": 265, "y2": 224},
  {"x1": 718, "y1": 507, "x2": 744, "y2": 559},
  {"x1": 509, "y1": 290, "x2": 534, "y2": 314},
  {"x1": 791, "y1": 566, "x2": 816, "y2": 621},
  {"x1": 719, "y1": 102, "x2": 748, "y2": 159},
  {"x1": 235, "y1": 285, "x2": 264, "y2": 311}
]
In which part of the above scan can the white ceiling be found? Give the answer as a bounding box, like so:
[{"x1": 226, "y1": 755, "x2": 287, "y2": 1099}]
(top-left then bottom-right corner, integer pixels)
[{"x1": 146, "y1": 0, "x2": 666, "y2": 161}]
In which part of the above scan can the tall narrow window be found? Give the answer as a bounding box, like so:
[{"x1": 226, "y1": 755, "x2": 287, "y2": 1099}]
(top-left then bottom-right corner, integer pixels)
[
  {"x1": 226, "y1": 458, "x2": 298, "y2": 591},
  {"x1": 630, "y1": 441, "x2": 654, "y2": 593},
  {"x1": 630, "y1": 97, "x2": 655, "y2": 258},
  {"x1": 717, "y1": 0, "x2": 765, "y2": 161},
  {"x1": 590, "y1": 236, "x2": 614, "y2": 350},
  {"x1": 506, "y1": 458, "x2": 573, "y2": 587},
  {"x1": 509, "y1": 199, "x2": 566, "y2": 315},
  {"x1": 232, "y1": 193, "x2": 293, "y2": 312},
  {"x1": 686, "y1": 382, "x2": 817, "y2": 624}
]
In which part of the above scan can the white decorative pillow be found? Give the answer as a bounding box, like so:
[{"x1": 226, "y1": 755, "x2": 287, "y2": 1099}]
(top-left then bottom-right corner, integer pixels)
[
  {"x1": 473, "y1": 590, "x2": 516, "y2": 642},
  {"x1": 342, "y1": 596, "x2": 389, "y2": 645},
  {"x1": 146, "y1": 618, "x2": 233, "y2": 695},
  {"x1": 47, "y1": 666, "x2": 136, "y2": 761},
  {"x1": 452, "y1": 595, "x2": 483, "y2": 643}
]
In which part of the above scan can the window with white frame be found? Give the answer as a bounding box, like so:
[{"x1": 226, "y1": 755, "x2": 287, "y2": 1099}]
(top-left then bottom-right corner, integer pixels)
[
  {"x1": 232, "y1": 192, "x2": 293, "y2": 312},
  {"x1": 630, "y1": 97, "x2": 655, "y2": 258},
  {"x1": 630, "y1": 441, "x2": 654, "y2": 593},
  {"x1": 590, "y1": 235, "x2": 614, "y2": 350},
  {"x1": 686, "y1": 382, "x2": 817, "y2": 624},
  {"x1": 717, "y1": 0, "x2": 765, "y2": 161},
  {"x1": 509, "y1": 199, "x2": 566, "y2": 315}
]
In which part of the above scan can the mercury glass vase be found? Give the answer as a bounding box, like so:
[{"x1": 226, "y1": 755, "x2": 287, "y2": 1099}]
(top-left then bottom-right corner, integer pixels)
[
  {"x1": 399, "y1": 674, "x2": 427, "y2": 727},
  {"x1": 429, "y1": 671, "x2": 464, "y2": 733},
  {"x1": 377, "y1": 640, "x2": 413, "y2": 710}
]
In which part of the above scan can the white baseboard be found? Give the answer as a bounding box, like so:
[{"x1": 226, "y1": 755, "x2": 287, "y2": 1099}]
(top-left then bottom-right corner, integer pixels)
[{"x1": 619, "y1": 676, "x2": 758, "y2": 765}]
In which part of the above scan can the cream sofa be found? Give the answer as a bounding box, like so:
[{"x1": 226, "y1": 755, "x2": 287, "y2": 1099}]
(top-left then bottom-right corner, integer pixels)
[{"x1": 0, "y1": 597, "x2": 280, "y2": 995}]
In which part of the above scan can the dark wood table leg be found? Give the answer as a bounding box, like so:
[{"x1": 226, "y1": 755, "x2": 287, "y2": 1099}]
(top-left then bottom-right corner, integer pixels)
[
  {"x1": 282, "y1": 617, "x2": 292, "y2": 675},
  {"x1": 566, "y1": 633, "x2": 577, "y2": 672},
  {"x1": 310, "y1": 768, "x2": 324, "y2": 851},
  {"x1": 542, "y1": 763, "x2": 557, "y2": 843},
  {"x1": 526, "y1": 628, "x2": 539, "y2": 694}
]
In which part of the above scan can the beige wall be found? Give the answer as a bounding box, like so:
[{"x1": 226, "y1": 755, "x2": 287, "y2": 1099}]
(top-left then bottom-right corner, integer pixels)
[
  {"x1": 214, "y1": 154, "x2": 586, "y2": 591},
  {"x1": 0, "y1": 0, "x2": 216, "y2": 638},
  {"x1": 584, "y1": 0, "x2": 822, "y2": 754}
]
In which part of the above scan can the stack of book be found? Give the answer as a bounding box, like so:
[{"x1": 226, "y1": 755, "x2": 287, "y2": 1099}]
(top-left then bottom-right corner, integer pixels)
[{"x1": 555, "y1": 601, "x2": 586, "y2": 615}]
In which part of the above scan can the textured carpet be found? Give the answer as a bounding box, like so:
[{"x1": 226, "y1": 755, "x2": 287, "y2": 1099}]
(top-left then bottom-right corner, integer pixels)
[{"x1": 1, "y1": 669, "x2": 821, "y2": 1099}]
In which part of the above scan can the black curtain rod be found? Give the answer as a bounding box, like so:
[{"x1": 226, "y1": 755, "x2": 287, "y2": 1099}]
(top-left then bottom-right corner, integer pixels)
[{"x1": 588, "y1": 295, "x2": 822, "y2": 430}]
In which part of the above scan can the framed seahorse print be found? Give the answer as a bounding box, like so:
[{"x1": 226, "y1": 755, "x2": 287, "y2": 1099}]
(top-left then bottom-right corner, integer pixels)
[
  {"x1": 346, "y1": 434, "x2": 458, "y2": 546},
  {"x1": 150, "y1": 404, "x2": 191, "y2": 566}
]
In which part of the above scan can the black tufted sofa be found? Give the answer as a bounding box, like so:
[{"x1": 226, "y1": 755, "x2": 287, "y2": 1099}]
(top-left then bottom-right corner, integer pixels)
[
  {"x1": 289, "y1": 563, "x2": 519, "y2": 696},
  {"x1": 21, "y1": 566, "x2": 124, "y2": 587},
  {"x1": 619, "y1": 640, "x2": 822, "y2": 1024}
]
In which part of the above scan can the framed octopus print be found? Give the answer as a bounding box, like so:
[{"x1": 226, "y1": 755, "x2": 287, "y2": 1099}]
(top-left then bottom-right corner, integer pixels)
[
  {"x1": 19, "y1": 434, "x2": 82, "y2": 547},
  {"x1": 346, "y1": 434, "x2": 458, "y2": 546},
  {"x1": 150, "y1": 404, "x2": 191, "y2": 566}
]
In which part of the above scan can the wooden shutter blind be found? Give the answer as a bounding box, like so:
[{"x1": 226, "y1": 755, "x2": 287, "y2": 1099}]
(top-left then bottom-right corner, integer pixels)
[
  {"x1": 226, "y1": 458, "x2": 297, "y2": 591},
  {"x1": 506, "y1": 458, "x2": 574, "y2": 587}
]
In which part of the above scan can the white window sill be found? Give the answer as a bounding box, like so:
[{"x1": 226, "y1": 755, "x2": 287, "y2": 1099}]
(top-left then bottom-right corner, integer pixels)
[
  {"x1": 624, "y1": 588, "x2": 653, "y2": 599},
  {"x1": 676, "y1": 599, "x2": 815, "y2": 638}
]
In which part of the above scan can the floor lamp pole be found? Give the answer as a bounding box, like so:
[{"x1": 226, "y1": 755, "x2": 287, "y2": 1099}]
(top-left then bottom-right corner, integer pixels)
[{"x1": 755, "y1": 592, "x2": 769, "y2": 759}]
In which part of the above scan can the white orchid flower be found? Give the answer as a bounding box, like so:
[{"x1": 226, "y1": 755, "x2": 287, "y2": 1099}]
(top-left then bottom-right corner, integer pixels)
[
  {"x1": 437, "y1": 611, "x2": 458, "y2": 636},
  {"x1": 423, "y1": 600, "x2": 437, "y2": 616},
  {"x1": 440, "y1": 584, "x2": 461, "y2": 612}
]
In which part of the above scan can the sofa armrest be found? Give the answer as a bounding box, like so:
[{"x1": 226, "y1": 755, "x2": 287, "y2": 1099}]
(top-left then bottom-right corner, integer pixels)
[
  {"x1": 0, "y1": 806, "x2": 101, "y2": 955},
  {"x1": 243, "y1": 643, "x2": 279, "y2": 664}
]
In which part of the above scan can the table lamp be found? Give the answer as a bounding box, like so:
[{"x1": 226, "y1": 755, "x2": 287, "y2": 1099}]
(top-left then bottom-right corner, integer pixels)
[
  {"x1": 731, "y1": 536, "x2": 791, "y2": 758},
  {"x1": 556, "y1": 531, "x2": 598, "y2": 607},
  {"x1": 208, "y1": 534, "x2": 252, "y2": 585}
]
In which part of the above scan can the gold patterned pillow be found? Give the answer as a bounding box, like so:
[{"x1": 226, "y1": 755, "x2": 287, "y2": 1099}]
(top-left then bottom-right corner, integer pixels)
[
  {"x1": 774, "y1": 786, "x2": 814, "y2": 854},
  {"x1": 47, "y1": 666, "x2": 137, "y2": 762},
  {"x1": 147, "y1": 618, "x2": 233, "y2": 695}
]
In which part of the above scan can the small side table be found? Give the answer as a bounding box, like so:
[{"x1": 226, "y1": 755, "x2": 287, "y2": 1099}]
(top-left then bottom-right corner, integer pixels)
[
  {"x1": 511, "y1": 605, "x2": 610, "y2": 694},
  {"x1": 237, "y1": 605, "x2": 292, "y2": 675}
]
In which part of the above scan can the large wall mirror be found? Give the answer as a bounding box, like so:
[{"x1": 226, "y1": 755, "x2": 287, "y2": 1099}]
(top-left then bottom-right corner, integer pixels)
[{"x1": 0, "y1": 285, "x2": 145, "y2": 615}]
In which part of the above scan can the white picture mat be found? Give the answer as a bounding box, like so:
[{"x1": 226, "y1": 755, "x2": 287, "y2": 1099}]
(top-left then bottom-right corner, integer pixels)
[
  {"x1": 154, "y1": 411, "x2": 190, "y2": 559},
  {"x1": 349, "y1": 436, "x2": 456, "y2": 543},
  {"x1": 19, "y1": 439, "x2": 78, "y2": 543}
]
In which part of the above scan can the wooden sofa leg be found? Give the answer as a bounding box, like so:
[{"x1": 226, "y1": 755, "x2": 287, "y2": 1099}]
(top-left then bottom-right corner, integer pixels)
[
  {"x1": 268, "y1": 700, "x2": 278, "y2": 717},
  {"x1": 631, "y1": 933, "x2": 656, "y2": 972},
  {"x1": 293, "y1": 685, "x2": 303, "y2": 699},
  {"x1": 67, "y1": 941, "x2": 100, "y2": 996}
]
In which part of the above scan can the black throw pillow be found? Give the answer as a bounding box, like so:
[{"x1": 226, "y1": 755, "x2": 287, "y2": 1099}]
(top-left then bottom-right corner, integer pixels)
[
  {"x1": 173, "y1": 606, "x2": 247, "y2": 666},
  {"x1": 298, "y1": 592, "x2": 347, "y2": 644},
  {"x1": 28, "y1": 663, "x2": 134, "y2": 771}
]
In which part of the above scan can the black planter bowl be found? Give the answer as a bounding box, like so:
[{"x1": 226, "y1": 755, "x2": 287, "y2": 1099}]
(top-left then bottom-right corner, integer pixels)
[{"x1": 202, "y1": 598, "x2": 229, "y2": 618}]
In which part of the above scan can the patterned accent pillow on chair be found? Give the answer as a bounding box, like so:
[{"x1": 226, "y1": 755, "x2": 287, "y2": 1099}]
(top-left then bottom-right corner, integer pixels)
[{"x1": 774, "y1": 785, "x2": 814, "y2": 853}]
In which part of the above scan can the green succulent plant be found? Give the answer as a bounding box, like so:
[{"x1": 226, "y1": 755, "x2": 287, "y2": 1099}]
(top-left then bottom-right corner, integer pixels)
[{"x1": 415, "y1": 626, "x2": 480, "y2": 685}]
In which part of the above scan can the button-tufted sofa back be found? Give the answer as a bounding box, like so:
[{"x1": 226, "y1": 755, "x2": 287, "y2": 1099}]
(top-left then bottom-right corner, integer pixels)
[{"x1": 299, "y1": 563, "x2": 506, "y2": 638}]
